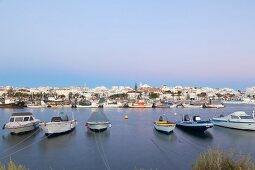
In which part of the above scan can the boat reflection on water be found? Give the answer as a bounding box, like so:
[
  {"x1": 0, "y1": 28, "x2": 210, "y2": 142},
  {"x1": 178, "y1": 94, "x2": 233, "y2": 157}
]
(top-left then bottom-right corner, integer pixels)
[
  {"x1": 86, "y1": 128, "x2": 110, "y2": 138},
  {"x1": 176, "y1": 127, "x2": 213, "y2": 140},
  {"x1": 38, "y1": 130, "x2": 76, "y2": 152},
  {"x1": 153, "y1": 128, "x2": 177, "y2": 143}
]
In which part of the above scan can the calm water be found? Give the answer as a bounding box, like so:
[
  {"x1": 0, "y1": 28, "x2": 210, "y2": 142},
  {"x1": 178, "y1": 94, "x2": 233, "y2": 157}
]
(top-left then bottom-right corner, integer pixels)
[{"x1": 0, "y1": 105, "x2": 255, "y2": 170}]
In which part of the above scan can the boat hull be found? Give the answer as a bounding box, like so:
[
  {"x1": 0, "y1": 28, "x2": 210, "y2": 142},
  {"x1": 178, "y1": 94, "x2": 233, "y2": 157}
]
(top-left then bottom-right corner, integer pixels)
[
  {"x1": 212, "y1": 119, "x2": 255, "y2": 130},
  {"x1": 176, "y1": 122, "x2": 213, "y2": 132},
  {"x1": 153, "y1": 123, "x2": 175, "y2": 134},
  {"x1": 87, "y1": 122, "x2": 110, "y2": 132},
  {"x1": 5, "y1": 121, "x2": 40, "y2": 134},
  {"x1": 39, "y1": 120, "x2": 77, "y2": 135}
]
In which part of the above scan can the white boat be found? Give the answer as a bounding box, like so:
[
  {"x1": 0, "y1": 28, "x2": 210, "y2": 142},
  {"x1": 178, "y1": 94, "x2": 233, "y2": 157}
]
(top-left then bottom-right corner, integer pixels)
[
  {"x1": 101, "y1": 101, "x2": 123, "y2": 108},
  {"x1": 153, "y1": 116, "x2": 176, "y2": 134},
  {"x1": 86, "y1": 112, "x2": 111, "y2": 132},
  {"x1": 182, "y1": 104, "x2": 203, "y2": 108},
  {"x1": 3, "y1": 112, "x2": 40, "y2": 134},
  {"x1": 27, "y1": 101, "x2": 48, "y2": 108},
  {"x1": 204, "y1": 104, "x2": 225, "y2": 108},
  {"x1": 40, "y1": 114, "x2": 77, "y2": 136},
  {"x1": 212, "y1": 111, "x2": 255, "y2": 130},
  {"x1": 76, "y1": 102, "x2": 99, "y2": 108}
]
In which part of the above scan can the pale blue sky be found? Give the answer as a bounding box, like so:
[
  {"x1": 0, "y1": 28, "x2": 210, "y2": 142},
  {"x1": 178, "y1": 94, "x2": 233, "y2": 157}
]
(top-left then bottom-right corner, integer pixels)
[{"x1": 0, "y1": 0, "x2": 254, "y2": 89}]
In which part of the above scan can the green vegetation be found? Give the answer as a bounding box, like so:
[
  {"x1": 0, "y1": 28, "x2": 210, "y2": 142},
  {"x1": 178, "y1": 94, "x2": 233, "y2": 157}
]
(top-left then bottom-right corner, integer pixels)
[
  {"x1": 0, "y1": 160, "x2": 28, "y2": 170},
  {"x1": 192, "y1": 147, "x2": 255, "y2": 170},
  {"x1": 109, "y1": 93, "x2": 128, "y2": 100},
  {"x1": 149, "y1": 92, "x2": 159, "y2": 99}
]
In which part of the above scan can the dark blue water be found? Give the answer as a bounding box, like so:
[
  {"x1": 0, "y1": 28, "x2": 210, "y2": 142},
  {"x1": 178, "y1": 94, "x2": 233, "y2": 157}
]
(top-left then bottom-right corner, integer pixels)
[{"x1": 0, "y1": 105, "x2": 255, "y2": 170}]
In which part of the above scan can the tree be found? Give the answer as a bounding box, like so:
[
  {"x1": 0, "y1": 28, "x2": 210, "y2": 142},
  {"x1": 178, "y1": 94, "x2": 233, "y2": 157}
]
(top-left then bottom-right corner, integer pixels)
[{"x1": 149, "y1": 92, "x2": 159, "y2": 99}]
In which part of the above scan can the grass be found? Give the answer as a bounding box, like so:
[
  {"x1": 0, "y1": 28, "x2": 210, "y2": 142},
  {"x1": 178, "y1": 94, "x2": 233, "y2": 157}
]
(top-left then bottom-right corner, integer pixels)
[
  {"x1": 0, "y1": 160, "x2": 28, "y2": 170},
  {"x1": 192, "y1": 147, "x2": 255, "y2": 170}
]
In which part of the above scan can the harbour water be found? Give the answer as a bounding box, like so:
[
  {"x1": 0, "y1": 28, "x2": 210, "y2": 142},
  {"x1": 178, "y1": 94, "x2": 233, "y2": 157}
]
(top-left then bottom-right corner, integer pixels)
[{"x1": 1, "y1": 104, "x2": 255, "y2": 170}]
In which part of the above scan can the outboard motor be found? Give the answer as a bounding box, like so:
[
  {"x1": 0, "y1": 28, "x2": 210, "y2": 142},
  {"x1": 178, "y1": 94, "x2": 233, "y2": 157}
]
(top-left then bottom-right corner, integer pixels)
[
  {"x1": 184, "y1": 115, "x2": 190, "y2": 121},
  {"x1": 159, "y1": 116, "x2": 164, "y2": 121},
  {"x1": 193, "y1": 116, "x2": 201, "y2": 122},
  {"x1": 2, "y1": 124, "x2": 5, "y2": 130}
]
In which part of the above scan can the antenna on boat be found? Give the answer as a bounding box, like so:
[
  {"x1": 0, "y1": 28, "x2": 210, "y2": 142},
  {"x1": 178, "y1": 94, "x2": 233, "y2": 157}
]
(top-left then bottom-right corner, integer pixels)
[{"x1": 253, "y1": 110, "x2": 255, "y2": 119}]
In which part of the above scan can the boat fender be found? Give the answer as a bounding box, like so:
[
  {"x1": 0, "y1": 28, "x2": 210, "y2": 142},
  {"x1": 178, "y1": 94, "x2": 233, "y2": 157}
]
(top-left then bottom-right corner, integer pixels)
[
  {"x1": 2, "y1": 124, "x2": 5, "y2": 130},
  {"x1": 109, "y1": 123, "x2": 112, "y2": 128},
  {"x1": 33, "y1": 123, "x2": 37, "y2": 129}
]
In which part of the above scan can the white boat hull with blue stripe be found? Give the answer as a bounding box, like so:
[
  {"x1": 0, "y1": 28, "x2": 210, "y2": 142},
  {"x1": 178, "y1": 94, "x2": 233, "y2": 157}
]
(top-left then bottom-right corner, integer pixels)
[{"x1": 212, "y1": 111, "x2": 255, "y2": 130}]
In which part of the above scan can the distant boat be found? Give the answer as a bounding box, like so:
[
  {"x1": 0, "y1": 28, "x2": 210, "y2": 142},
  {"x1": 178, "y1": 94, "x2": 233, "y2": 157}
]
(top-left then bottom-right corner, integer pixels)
[
  {"x1": 182, "y1": 104, "x2": 203, "y2": 108},
  {"x1": 129, "y1": 100, "x2": 152, "y2": 108},
  {"x1": 212, "y1": 111, "x2": 255, "y2": 130},
  {"x1": 86, "y1": 112, "x2": 111, "y2": 132},
  {"x1": 100, "y1": 101, "x2": 123, "y2": 108},
  {"x1": 40, "y1": 113, "x2": 77, "y2": 136},
  {"x1": 153, "y1": 116, "x2": 176, "y2": 134},
  {"x1": 27, "y1": 101, "x2": 48, "y2": 108},
  {"x1": 76, "y1": 100, "x2": 99, "y2": 108},
  {"x1": 176, "y1": 115, "x2": 213, "y2": 132},
  {"x1": 203, "y1": 103, "x2": 224, "y2": 109},
  {"x1": 0, "y1": 99, "x2": 26, "y2": 109},
  {"x1": 152, "y1": 102, "x2": 176, "y2": 108},
  {"x1": 3, "y1": 112, "x2": 40, "y2": 134}
]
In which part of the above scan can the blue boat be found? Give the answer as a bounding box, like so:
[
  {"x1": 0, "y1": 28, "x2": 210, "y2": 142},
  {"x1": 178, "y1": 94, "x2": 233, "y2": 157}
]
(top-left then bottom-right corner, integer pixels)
[{"x1": 176, "y1": 115, "x2": 213, "y2": 132}]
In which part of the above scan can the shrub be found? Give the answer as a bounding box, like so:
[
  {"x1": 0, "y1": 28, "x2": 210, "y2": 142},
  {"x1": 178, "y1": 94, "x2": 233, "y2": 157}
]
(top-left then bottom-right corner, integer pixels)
[
  {"x1": 192, "y1": 147, "x2": 255, "y2": 170},
  {"x1": 0, "y1": 160, "x2": 28, "y2": 170}
]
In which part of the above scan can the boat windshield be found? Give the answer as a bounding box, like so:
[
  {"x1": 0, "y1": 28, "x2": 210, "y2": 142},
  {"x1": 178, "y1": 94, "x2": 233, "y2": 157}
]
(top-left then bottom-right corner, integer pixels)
[
  {"x1": 10, "y1": 118, "x2": 14, "y2": 122},
  {"x1": 15, "y1": 117, "x2": 23, "y2": 122},
  {"x1": 240, "y1": 116, "x2": 253, "y2": 119},
  {"x1": 24, "y1": 117, "x2": 30, "y2": 121}
]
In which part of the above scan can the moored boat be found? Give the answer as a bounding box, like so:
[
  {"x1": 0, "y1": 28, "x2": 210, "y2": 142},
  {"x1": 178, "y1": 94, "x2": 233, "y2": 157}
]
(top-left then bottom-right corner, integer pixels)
[
  {"x1": 129, "y1": 100, "x2": 152, "y2": 108},
  {"x1": 0, "y1": 100, "x2": 26, "y2": 109},
  {"x1": 86, "y1": 112, "x2": 111, "y2": 132},
  {"x1": 176, "y1": 115, "x2": 213, "y2": 132},
  {"x1": 3, "y1": 112, "x2": 40, "y2": 134},
  {"x1": 203, "y1": 103, "x2": 225, "y2": 109},
  {"x1": 212, "y1": 111, "x2": 255, "y2": 130},
  {"x1": 153, "y1": 116, "x2": 176, "y2": 134},
  {"x1": 40, "y1": 113, "x2": 77, "y2": 136}
]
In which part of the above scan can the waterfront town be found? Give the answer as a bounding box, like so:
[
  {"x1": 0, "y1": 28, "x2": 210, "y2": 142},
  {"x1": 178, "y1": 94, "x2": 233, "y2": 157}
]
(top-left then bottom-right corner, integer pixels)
[{"x1": 0, "y1": 83, "x2": 255, "y2": 108}]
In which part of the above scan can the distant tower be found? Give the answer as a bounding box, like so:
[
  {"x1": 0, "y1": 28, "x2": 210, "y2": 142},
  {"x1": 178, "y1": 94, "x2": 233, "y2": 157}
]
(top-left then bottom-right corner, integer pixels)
[{"x1": 134, "y1": 83, "x2": 138, "y2": 91}]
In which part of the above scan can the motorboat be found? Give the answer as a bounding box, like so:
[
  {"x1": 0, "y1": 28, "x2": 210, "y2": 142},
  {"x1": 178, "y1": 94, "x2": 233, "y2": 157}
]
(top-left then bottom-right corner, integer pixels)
[
  {"x1": 182, "y1": 104, "x2": 203, "y2": 108},
  {"x1": 0, "y1": 99, "x2": 26, "y2": 109},
  {"x1": 40, "y1": 113, "x2": 77, "y2": 136},
  {"x1": 203, "y1": 103, "x2": 224, "y2": 108},
  {"x1": 86, "y1": 112, "x2": 111, "y2": 132},
  {"x1": 100, "y1": 100, "x2": 123, "y2": 108},
  {"x1": 152, "y1": 102, "x2": 176, "y2": 108},
  {"x1": 212, "y1": 111, "x2": 255, "y2": 130},
  {"x1": 153, "y1": 116, "x2": 176, "y2": 134},
  {"x1": 3, "y1": 112, "x2": 40, "y2": 134},
  {"x1": 176, "y1": 115, "x2": 213, "y2": 132}
]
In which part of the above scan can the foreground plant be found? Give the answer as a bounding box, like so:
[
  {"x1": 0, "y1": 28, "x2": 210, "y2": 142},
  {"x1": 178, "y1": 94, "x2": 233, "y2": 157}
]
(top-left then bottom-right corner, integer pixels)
[
  {"x1": 0, "y1": 160, "x2": 28, "y2": 170},
  {"x1": 192, "y1": 147, "x2": 255, "y2": 170}
]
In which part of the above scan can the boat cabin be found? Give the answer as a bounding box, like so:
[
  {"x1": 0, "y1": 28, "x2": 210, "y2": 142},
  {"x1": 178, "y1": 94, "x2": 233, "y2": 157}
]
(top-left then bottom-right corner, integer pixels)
[
  {"x1": 9, "y1": 112, "x2": 34, "y2": 122},
  {"x1": 230, "y1": 111, "x2": 254, "y2": 120}
]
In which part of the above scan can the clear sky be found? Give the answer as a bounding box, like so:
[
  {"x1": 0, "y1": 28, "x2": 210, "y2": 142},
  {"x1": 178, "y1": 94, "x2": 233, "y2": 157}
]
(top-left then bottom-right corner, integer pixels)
[{"x1": 0, "y1": 0, "x2": 254, "y2": 89}]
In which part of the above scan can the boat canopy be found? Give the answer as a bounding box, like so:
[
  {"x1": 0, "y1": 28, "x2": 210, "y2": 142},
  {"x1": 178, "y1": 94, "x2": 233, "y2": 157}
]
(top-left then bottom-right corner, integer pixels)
[
  {"x1": 11, "y1": 112, "x2": 32, "y2": 116},
  {"x1": 231, "y1": 111, "x2": 248, "y2": 117},
  {"x1": 87, "y1": 112, "x2": 109, "y2": 122}
]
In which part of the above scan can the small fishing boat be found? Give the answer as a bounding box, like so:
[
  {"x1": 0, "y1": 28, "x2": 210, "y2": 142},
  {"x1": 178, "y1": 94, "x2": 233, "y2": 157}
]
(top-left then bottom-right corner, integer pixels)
[
  {"x1": 176, "y1": 115, "x2": 213, "y2": 132},
  {"x1": 3, "y1": 112, "x2": 40, "y2": 134},
  {"x1": 212, "y1": 111, "x2": 255, "y2": 130},
  {"x1": 203, "y1": 103, "x2": 225, "y2": 109},
  {"x1": 153, "y1": 116, "x2": 176, "y2": 134},
  {"x1": 40, "y1": 113, "x2": 77, "y2": 136},
  {"x1": 86, "y1": 112, "x2": 111, "y2": 132}
]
